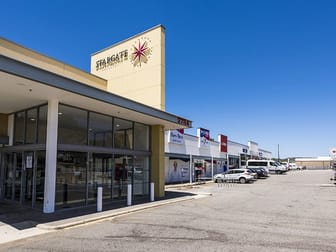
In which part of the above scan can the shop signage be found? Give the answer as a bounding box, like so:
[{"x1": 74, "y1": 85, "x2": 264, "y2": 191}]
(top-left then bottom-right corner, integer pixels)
[
  {"x1": 95, "y1": 37, "x2": 152, "y2": 71},
  {"x1": 197, "y1": 128, "x2": 210, "y2": 148},
  {"x1": 95, "y1": 50, "x2": 128, "y2": 70},
  {"x1": 218, "y1": 134, "x2": 228, "y2": 153},
  {"x1": 177, "y1": 117, "x2": 192, "y2": 127},
  {"x1": 168, "y1": 129, "x2": 184, "y2": 144}
]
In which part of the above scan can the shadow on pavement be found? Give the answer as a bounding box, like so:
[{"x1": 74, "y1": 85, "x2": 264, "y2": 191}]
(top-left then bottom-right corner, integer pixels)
[{"x1": 0, "y1": 190, "x2": 195, "y2": 230}]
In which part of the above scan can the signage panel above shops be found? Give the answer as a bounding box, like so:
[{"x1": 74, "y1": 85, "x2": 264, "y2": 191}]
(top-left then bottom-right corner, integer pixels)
[
  {"x1": 168, "y1": 129, "x2": 184, "y2": 144},
  {"x1": 218, "y1": 134, "x2": 228, "y2": 153},
  {"x1": 197, "y1": 128, "x2": 210, "y2": 148}
]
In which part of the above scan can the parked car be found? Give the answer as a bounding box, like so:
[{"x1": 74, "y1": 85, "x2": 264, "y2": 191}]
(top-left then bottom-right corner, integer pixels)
[
  {"x1": 246, "y1": 159, "x2": 287, "y2": 174},
  {"x1": 288, "y1": 163, "x2": 300, "y2": 170},
  {"x1": 275, "y1": 162, "x2": 288, "y2": 172},
  {"x1": 247, "y1": 167, "x2": 269, "y2": 179},
  {"x1": 246, "y1": 168, "x2": 258, "y2": 179},
  {"x1": 213, "y1": 169, "x2": 254, "y2": 184}
]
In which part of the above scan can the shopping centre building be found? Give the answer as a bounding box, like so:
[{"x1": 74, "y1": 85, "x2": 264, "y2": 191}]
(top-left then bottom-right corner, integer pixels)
[
  {"x1": 0, "y1": 25, "x2": 273, "y2": 213},
  {"x1": 0, "y1": 25, "x2": 192, "y2": 213},
  {"x1": 165, "y1": 129, "x2": 272, "y2": 184}
]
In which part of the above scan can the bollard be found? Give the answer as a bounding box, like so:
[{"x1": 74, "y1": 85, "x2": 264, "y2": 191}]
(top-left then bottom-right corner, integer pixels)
[
  {"x1": 127, "y1": 184, "x2": 132, "y2": 206},
  {"x1": 150, "y1": 182, "x2": 154, "y2": 202},
  {"x1": 97, "y1": 186, "x2": 102, "y2": 212}
]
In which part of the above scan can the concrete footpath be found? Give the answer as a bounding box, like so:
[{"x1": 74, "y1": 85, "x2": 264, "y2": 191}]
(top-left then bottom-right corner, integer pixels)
[{"x1": 0, "y1": 184, "x2": 211, "y2": 245}]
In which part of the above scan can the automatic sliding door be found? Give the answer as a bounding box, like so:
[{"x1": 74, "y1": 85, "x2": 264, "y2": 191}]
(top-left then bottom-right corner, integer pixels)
[
  {"x1": 56, "y1": 152, "x2": 87, "y2": 209},
  {"x1": 113, "y1": 155, "x2": 132, "y2": 200},
  {"x1": 88, "y1": 153, "x2": 112, "y2": 204},
  {"x1": 14, "y1": 153, "x2": 22, "y2": 202},
  {"x1": 23, "y1": 152, "x2": 34, "y2": 207}
]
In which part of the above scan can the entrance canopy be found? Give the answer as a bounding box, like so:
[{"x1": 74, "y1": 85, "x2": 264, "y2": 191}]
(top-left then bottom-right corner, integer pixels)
[{"x1": 0, "y1": 54, "x2": 191, "y2": 130}]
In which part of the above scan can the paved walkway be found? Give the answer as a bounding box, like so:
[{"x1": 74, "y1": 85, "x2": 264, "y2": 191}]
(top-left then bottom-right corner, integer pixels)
[{"x1": 0, "y1": 185, "x2": 207, "y2": 245}]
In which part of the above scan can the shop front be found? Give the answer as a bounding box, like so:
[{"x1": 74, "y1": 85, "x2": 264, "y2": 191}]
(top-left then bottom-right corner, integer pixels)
[{"x1": 0, "y1": 37, "x2": 191, "y2": 213}]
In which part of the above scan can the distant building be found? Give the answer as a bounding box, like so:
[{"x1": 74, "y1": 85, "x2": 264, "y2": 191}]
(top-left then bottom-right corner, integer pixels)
[{"x1": 295, "y1": 157, "x2": 332, "y2": 170}]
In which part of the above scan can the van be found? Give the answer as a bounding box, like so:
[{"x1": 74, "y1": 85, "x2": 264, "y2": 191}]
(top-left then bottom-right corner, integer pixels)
[{"x1": 246, "y1": 159, "x2": 287, "y2": 174}]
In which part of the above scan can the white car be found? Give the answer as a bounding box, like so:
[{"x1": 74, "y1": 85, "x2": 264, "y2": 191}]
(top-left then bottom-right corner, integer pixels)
[
  {"x1": 288, "y1": 163, "x2": 300, "y2": 170},
  {"x1": 213, "y1": 169, "x2": 254, "y2": 184}
]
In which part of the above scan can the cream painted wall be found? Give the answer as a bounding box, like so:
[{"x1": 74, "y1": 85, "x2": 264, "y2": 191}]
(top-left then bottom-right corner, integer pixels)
[
  {"x1": 91, "y1": 25, "x2": 165, "y2": 110},
  {"x1": 0, "y1": 38, "x2": 107, "y2": 90}
]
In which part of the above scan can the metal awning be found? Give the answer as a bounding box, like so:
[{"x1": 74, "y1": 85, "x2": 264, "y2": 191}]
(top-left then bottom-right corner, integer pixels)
[{"x1": 0, "y1": 55, "x2": 192, "y2": 130}]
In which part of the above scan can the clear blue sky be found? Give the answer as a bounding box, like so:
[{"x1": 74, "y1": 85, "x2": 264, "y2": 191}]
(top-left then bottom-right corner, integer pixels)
[{"x1": 1, "y1": 0, "x2": 335, "y2": 158}]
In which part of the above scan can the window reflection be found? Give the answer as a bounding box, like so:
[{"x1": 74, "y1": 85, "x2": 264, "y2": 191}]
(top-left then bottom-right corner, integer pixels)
[
  {"x1": 38, "y1": 106, "x2": 47, "y2": 144},
  {"x1": 88, "y1": 112, "x2": 112, "y2": 147},
  {"x1": 14, "y1": 112, "x2": 25, "y2": 145},
  {"x1": 58, "y1": 105, "x2": 88, "y2": 145},
  {"x1": 134, "y1": 123, "x2": 149, "y2": 151},
  {"x1": 26, "y1": 108, "x2": 37, "y2": 144},
  {"x1": 56, "y1": 151, "x2": 87, "y2": 208},
  {"x1": 114, "y1": 118, "x2": 133, "y2": 149}
]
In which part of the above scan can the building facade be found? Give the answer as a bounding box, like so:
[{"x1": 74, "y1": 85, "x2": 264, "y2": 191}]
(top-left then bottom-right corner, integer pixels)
[
  {"x1": 164, "y1": 130, "x2": 272, "y2": 184},
  {"x1": 0, "y1": 26, "x2": 192, "y2": 213}
]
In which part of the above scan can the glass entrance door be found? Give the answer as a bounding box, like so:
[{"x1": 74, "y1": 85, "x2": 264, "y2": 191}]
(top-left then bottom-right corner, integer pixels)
[
  {"x1": 14, "y1": 152, "x2": 22, "y2": 202},
  {"x1": 3, "y1": 153, "x2": 14, "y2": 200},
  {"x1": 1, "y1": 151, "x2": 38, "y2": 208},
  {"x1": 23, "y1": 152, "x2": 35, "y2": 207}
]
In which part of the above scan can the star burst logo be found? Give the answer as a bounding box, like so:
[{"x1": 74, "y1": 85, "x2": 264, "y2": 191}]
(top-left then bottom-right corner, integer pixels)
[{"x1": 131, "y1": 37, "x2": 152, "y2": 67}]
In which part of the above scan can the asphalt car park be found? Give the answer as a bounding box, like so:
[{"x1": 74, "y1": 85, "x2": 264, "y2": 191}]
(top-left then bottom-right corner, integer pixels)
[{"x1": 1, "y1": 170, "x2": 335, "y2": 252}]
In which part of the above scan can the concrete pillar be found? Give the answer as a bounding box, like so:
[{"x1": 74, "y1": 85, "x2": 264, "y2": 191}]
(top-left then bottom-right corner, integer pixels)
[
  {"x1": 43, "y1": 100, "x2": 58, "y2": 213},
  {"x1": 151, "y1": 125, "x2": 165, "y2": 198}
]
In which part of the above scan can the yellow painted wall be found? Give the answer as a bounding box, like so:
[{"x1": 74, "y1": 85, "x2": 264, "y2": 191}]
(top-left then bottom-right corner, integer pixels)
[
  {"x1": 151, "y1": 125, "x2": 165, "y2": 197},
  {"x1": 91, "y1": 25, "x2": 165, "y2": 110}
]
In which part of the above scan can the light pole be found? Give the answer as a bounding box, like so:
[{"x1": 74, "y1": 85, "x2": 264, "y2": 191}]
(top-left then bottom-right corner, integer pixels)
[{"x1": 277, "y1": 144, "x2": 280, "y2": 162}]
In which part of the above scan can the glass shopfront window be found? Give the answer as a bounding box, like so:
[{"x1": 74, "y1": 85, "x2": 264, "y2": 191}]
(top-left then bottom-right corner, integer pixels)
[
  {"x1": 133, "y1": 156, "x2": 149, "y2": 197},
  {"x1": 113, "y1": 154, "x2": 132, "y2": 200},
  {"x1": 13, "y1": 105, "x2": 47, "y2": 145},
  {"x1": 55, "y1": 151, "x2": 87, "y2": 208},
  {"x1": 35, "y1": 151, "x2": 45, "y2": 209},
  {"x1": 26, "y1": 108, "x2": 37, "y2": 144},
  {"x1": 88, "y1": 112, "x2": 113, "y2": 147},
  {"x1": 114, "y1": 118, "x2": 133, "y2": 149},
  {"x1": 58, "y1": 105, "x2": 88, "y2": 145},
  {"x1": 134, "y1": 123, "x2": 149, "y2": 151},
  {"x1": 38, "y1": 105, "x2": 47, "y2": 144},
  {"x1": 88, "y1": 153, "x2": 113, "y2": 204},
  {"x1": 14, "y1": 112, "x2": 25, "y2": 145}
]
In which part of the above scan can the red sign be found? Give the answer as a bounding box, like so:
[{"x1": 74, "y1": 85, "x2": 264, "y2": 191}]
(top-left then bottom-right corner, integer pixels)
[{"x1": 219, "y1": 134, "x2": 228, "y2": 153}]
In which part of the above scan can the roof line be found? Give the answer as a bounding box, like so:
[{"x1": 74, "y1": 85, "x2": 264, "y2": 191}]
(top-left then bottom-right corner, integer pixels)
[
  {"x1": 91, "y1": 24, "x2": 165, "y2": 56},
  {"x1": 0, "y1": 55, "x2": 191, "y2": 128}
]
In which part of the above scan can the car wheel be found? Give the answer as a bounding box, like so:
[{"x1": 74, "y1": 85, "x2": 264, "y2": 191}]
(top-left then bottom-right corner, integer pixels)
[
  {"x1": 239, "y1": 177, "x2": 246, "y2": 184},
  {"x1": 214, "y1": 179, "x2": 218, "y2": 183}
]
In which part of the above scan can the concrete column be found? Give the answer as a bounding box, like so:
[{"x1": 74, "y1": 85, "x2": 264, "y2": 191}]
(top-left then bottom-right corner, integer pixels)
[
  {"x1": 151, "y1": 125, "x2": 165, "y2": 198},
  {"x1": 43, "y1": 100, "x2": 58, "y2": 213}
]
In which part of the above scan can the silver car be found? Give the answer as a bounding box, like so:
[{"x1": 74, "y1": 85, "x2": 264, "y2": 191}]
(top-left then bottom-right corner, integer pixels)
[{"x1": 213, "y1": 169, "x2": 254, "y2": 184}]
